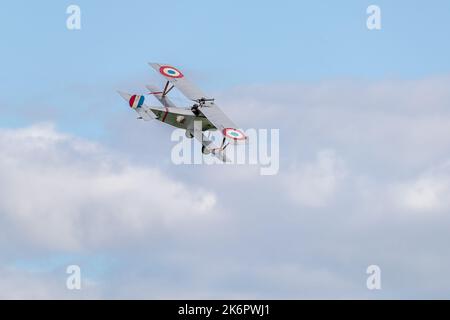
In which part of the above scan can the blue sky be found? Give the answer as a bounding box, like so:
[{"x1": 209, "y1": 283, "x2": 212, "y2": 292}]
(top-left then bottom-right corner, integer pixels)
[
  {"x1": 1, "y1": 1, "x2": 450, "y2": 299},
  {"x1": 1, "y1": 0, "x2": 449, "y2": 137},
  {"x1": 1, "y1": 1, "x2": 450, "y2": 94}
]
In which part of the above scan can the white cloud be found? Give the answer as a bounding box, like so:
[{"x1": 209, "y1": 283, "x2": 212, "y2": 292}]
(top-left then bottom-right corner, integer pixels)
[
  {"x1": 0, "y1": 266, "x2": 100, "y2": 300},
  {"x1": 0, "y1": 123, "x2": 217, "y2": 251},
  {"x1": 283, "y1": 149, "x2": 346, "y2": 208},
  {"x1": 219, "y1": 76, "x2": 450, "y2": 171},
  {"x1": 390, "y1": 162, "x2": 450, "y2": 214},
  {"x1": 3, "y1": 75, "x2": 450, "y2": 298}
]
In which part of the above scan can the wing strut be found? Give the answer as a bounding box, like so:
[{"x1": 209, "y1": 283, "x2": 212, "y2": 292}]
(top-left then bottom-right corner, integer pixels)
[{"x1": 149, "y1": 81, "x2": 174, "y2": 98}]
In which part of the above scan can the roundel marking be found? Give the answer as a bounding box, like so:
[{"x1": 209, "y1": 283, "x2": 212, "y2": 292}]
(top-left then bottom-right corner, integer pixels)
[
  {"x1": 223, "y1": 128, "x2": 247, "y2": 141},
  {"x1": 159, "y1": 65, "x2": 184, "y2": 79}
]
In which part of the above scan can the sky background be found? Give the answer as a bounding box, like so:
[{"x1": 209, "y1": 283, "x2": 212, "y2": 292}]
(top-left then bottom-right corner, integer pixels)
[{"x1": 1, "y1": 0, "x2": 450, "y2": 299}]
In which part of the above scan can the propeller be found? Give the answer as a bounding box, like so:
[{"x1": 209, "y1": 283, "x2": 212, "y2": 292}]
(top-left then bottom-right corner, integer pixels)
[{"x1": 194, "y1": 97, "x2": 215, "y2": 105}]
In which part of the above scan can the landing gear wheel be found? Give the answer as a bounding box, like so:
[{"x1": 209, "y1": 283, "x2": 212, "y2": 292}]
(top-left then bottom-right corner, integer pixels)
[
  {"x1": 202, "y1": 146, "x2": 211, "y2": 155},
  {"x1": 185, "y1": 131, "x2": 194, "y2": 139}
]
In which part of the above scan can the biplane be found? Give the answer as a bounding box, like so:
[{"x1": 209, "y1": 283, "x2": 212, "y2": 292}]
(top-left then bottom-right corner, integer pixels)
[{"x1": 118, "y1": 63, "x2": 247, "y2": 162}]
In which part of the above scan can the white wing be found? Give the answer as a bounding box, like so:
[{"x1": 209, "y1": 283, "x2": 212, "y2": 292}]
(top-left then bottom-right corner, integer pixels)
[{"x1": 149, "y1": 63, "x2": 209, "y2": 101}]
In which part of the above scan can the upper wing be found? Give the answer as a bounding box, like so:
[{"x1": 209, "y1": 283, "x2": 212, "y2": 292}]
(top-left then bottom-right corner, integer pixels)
[
  {"x1": 149, "y1": 63, "x2": 210, "y2": 101},
  {"x1": 149, "y1": 63, "x2": 247, "y2": 143}
]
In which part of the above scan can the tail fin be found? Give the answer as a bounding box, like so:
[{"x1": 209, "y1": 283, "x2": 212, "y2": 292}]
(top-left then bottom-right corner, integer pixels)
[{"x1": 117, "y1": 91, "x2": 156, "y2": 121}]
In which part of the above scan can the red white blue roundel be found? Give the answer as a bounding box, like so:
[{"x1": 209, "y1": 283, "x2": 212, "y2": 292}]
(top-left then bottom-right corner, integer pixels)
[
  {"x1": 223, "y1": 128, "x2": 246, "y2": 141},
  {"x1": 159, "y1": 65, "x2": 184, "y2": 79},
  {"x1": 129, "y1": 95, "x2": 145, "y2": 109}
]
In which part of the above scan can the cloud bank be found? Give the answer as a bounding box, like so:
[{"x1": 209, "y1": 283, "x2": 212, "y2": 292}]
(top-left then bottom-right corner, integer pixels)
[
  {"x1": 0, "y1": 123, "x2": 217, "y2": 252},
  {"x1": 2, "y1": 76, "x2": 450, "y2": 298}
]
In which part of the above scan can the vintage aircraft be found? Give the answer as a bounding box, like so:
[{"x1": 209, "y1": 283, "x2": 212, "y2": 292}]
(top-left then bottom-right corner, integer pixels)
[{"x1": 118, "y1": 63, "x2": 247, "y2": 162}]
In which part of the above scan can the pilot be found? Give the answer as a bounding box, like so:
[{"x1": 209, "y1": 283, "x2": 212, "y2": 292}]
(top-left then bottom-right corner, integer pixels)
[{"x1": 191, "y1": 104, "x2": 201, "y2": 116}]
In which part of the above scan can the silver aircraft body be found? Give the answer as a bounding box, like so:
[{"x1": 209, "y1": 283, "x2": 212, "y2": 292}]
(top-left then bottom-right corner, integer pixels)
[{"x1": 118, "y1": 63, "x2": 247, "y2": 162}]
